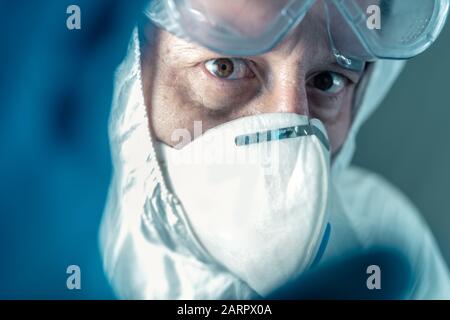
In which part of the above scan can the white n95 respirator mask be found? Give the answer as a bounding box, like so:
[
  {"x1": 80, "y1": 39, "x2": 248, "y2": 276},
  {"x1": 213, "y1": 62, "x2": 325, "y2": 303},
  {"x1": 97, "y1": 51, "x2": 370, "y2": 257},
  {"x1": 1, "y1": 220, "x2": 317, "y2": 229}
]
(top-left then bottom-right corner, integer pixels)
[{"x1": 157, "y1": 113, "x2": 331, "y2": 296}]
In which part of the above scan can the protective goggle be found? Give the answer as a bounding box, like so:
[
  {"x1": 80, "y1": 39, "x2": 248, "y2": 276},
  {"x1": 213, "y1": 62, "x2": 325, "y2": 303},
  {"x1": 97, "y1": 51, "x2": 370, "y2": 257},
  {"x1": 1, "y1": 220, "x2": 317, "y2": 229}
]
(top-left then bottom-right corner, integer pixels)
[{"x1": 145, "y1": 0, "x2": 449, "y2": 69}]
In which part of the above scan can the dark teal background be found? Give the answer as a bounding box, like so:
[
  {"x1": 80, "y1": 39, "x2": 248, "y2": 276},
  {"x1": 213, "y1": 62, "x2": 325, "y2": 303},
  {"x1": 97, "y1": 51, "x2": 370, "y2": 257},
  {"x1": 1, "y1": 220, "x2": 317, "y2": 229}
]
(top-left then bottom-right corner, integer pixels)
[{"x1": 354, "y1": 22, "x2": 450, "y2": 267}]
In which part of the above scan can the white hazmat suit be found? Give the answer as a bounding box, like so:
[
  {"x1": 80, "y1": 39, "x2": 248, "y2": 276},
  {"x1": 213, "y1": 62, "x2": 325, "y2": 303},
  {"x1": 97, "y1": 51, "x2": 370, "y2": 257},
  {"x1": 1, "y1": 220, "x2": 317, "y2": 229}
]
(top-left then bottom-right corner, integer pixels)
[{"x1": 99, "y1": 28, "x2": 450, "y2": 299}]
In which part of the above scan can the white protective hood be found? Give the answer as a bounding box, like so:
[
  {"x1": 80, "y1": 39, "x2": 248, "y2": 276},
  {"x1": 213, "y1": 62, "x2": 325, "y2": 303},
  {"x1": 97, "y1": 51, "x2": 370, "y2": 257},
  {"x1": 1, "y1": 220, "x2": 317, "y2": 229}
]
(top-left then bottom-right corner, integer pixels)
[{"x1": 99, "y1": 27, "x2": 406, "y2": 299}]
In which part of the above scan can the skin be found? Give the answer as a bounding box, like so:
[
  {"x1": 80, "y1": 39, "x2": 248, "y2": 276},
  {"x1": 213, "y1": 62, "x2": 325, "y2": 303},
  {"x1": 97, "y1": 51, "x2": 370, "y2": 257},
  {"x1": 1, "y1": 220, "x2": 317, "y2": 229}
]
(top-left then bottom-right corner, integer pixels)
[{"x1": 140, "y1": 3, "x2": 366, "y2": 156}]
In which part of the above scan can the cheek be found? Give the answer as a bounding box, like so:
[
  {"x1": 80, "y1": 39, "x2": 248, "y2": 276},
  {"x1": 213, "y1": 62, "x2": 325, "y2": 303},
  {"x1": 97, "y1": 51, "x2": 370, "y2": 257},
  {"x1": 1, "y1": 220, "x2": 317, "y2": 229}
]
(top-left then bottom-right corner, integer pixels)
[
  {"x1": 139, "y1": 30, "x2": 201, "y2": 147},
  {"x1": 323, "y1": 93, "x2": 353, "y2": 156},
  {"x1": 141, "y1": 52, "x2": 180, "y2": 145},
  {"x1": 144, "y1": 74, "x2": 198, "y2": 147},
  {"x1": 142, "y1": 58, "x2": 229, "y2": 148}
]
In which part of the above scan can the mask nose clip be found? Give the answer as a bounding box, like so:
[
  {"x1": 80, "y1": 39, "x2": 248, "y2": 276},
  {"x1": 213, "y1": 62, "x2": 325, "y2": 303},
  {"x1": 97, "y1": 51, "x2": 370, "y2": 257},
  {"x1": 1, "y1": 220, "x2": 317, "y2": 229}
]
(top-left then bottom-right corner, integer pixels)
[{"x1": 234, "y1": 121, "x2": 329, "y2": 151}]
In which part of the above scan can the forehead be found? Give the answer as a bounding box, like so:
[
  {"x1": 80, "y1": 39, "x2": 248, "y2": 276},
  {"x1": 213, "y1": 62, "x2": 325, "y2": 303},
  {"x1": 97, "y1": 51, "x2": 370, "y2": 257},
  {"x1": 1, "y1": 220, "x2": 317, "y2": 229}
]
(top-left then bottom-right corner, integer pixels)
[
  {"x1": 186, "y1": 0, "x2": 292, "y2": 36},
  {"x1": 142, "y1": 1, "x2": 342, "y2": 67},
  {"x1": 184, "y1": 0, "x2": 330, "y2": 41},
  {"x1": 270, "y1": 1, "x2": 330, "y2": 56}
]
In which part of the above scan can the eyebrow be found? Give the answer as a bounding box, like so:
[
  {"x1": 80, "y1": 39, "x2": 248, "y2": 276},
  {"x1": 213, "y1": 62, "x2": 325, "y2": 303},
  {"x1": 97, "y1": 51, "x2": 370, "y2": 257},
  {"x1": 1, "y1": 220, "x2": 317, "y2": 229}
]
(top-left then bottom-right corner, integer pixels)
[
  {"x1": 168, "y1": 39, "x2": 216, "y2": 65},
  {"x1": 166, "y1": 30, "x2": 366, "y2": 78},
  {"x1": 172, "y1": 41, "x2": 202, "y2": 54}
]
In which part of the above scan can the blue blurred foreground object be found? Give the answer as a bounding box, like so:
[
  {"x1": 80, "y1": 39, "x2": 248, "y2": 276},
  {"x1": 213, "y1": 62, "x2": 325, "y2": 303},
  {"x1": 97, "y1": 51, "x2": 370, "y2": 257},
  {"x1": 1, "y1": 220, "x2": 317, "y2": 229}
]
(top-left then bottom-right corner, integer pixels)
[
  {"x1": 0, "y1": 0, "x2": 146, "y2": 298},
  {"x1": 268, "y1": 247, "x2": 413, "y2": 300}
]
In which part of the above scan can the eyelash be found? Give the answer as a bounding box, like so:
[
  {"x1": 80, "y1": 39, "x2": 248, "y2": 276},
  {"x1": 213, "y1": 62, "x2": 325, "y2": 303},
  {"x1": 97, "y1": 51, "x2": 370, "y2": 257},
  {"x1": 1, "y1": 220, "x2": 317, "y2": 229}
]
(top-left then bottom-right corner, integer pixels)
[
  {"x1": 203, "y1": 57, "x2": 352, "y2": 95},
  {"x1": 308, "y1": 71, "x2": 349, "y2": 95},
  {"x1": 204, "y1": 58, "x2": 255, "y2": 80}
]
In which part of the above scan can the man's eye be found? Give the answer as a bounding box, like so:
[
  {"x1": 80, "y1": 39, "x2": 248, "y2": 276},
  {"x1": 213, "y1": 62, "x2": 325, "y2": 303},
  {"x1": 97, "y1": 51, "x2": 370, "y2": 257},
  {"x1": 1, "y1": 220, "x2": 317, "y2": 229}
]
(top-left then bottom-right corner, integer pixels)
[
  {"x1": 312, "y1": 71, "x2": 347, "y2": 94},
  {"x1": 204, "y1": 58, "x2": 255, "y2": 80}
]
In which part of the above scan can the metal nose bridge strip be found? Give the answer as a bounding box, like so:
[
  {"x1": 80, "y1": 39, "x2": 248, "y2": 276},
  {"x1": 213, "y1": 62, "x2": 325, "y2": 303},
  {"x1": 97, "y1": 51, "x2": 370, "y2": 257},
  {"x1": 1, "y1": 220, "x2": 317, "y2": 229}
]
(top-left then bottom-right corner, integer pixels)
[{"x1": 234, "y1": 124, "x2": 330, "y2": 151}]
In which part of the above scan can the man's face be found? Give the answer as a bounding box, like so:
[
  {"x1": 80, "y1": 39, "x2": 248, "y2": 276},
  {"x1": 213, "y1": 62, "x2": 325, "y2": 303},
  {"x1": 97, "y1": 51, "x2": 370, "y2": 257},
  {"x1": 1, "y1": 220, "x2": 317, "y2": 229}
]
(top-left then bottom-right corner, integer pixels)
[{"x1": 140, "y1": 4, "x2": 365, "y2": 155}]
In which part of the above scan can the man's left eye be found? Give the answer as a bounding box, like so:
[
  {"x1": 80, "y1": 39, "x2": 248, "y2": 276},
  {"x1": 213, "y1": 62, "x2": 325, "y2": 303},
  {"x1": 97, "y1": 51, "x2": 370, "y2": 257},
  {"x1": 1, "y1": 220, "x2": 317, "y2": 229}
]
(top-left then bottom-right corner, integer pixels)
[
  {"x1": 311, "y1": 71, "x2": 347, "y2": 94},
  {"x1": 204, "y1": 58, "x2": 255, "y2": 80}
]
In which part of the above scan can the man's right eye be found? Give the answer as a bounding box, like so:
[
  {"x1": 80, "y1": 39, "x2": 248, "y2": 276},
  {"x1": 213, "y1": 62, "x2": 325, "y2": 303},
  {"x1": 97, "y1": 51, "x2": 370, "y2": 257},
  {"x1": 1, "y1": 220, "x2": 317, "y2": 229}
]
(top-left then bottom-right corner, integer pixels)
[{"x1": 204, "y1": 58, "x2": 255, "y2": 80}]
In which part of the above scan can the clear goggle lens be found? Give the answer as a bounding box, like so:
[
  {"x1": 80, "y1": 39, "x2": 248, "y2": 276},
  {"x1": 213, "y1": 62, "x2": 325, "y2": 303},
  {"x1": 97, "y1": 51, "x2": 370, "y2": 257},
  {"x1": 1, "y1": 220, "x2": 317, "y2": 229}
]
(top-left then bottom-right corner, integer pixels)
[{"x1": 146, "y1": 0, "x2": 449, "y2": 60}]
